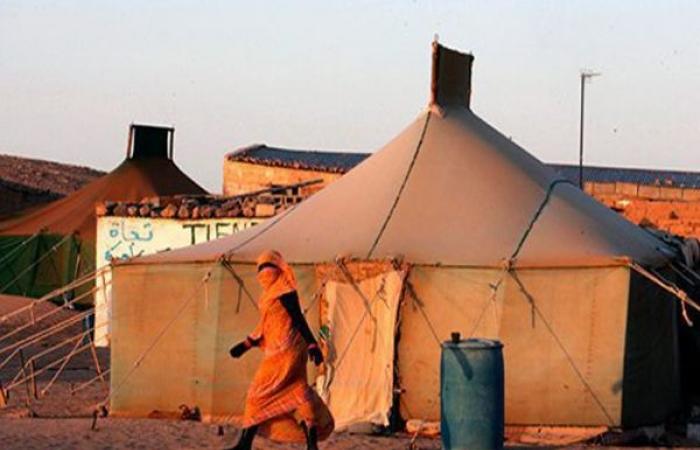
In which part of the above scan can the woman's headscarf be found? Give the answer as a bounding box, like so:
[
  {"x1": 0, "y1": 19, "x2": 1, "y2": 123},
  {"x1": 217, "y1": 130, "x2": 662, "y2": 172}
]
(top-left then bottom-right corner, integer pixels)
[{"x1": 256, "y1": 250, "x2": 297, "y2": 303}]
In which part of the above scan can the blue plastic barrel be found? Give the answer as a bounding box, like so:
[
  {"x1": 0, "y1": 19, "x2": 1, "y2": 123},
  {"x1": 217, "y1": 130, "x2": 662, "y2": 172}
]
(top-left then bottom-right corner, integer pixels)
[{"x1": 441, "y1": 335, "x2": 504, "y2": 450}]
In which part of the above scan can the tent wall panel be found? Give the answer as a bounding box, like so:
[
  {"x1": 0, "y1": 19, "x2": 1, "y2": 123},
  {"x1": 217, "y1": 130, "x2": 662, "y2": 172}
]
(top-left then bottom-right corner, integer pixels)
[
  {"x1": 500, "y1": 266, "x2": 629, "y2": 426},
  {"x1": 398, "y1": 266, "x2": 504, "y2": 421},
  {"x1": 110, "y1": 263, "x2": 215, "y2": 416},
  {"x1": 398, "y1": 266, "x2": 630, "y2": 426},
  {"x1": 111, "y1": 262, "x2": 320, "y2": 419},
  {"x1": 622, "y1": 270, "x2": 681, "y2": 427},
  {"x1": 111, "y1": 262, "x2": 657, "y2": 428}
]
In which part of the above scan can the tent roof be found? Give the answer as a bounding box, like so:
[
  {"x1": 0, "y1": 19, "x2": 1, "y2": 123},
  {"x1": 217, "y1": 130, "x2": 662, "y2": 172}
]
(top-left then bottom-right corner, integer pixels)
[
  {"x1": 0, "y1": 126, "x2": 207, "y2": 242},
  {"x1": 124, "y1": 43, "x2": 671, "y2": 269}
]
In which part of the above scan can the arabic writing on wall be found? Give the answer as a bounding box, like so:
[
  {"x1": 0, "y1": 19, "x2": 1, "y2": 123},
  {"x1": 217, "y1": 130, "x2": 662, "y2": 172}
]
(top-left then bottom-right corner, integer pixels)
[{"x1": 97, "y1": 217, "x2": 261, "y2": 265}]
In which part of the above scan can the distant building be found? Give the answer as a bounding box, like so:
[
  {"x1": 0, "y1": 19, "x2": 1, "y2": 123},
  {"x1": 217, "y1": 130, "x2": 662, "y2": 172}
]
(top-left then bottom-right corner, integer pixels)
[
  {"x1": 0, "y1": 179, "x2": 61, "y2": 217},
  {"x1": 224, "y1": 144, "x2": 700, "y2": 238},
  {"x1": 224, "y1": 145, "x2": 368, "y2": 196},
  {"x1": 0, "y1": 154, "x2": 104, "y2": 216}
]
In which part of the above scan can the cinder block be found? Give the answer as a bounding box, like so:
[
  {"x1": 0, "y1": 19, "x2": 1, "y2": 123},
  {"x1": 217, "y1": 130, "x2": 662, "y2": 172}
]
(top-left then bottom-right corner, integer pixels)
[
  {"x1": 659, "y1": 187, "x2": 683, "y2": 200},
  {"x1": 592, "y1": 182, "x2": 616, "y2": 194},
  {"x1": 682, "y1": 188, "x2": 700, "y2": 201},
  {"x1": 638, "y1": 185, "x2": 661, "y2": 199},
  {"x1": 615, "y1": 182, "x2": 639, "y2": 197}
]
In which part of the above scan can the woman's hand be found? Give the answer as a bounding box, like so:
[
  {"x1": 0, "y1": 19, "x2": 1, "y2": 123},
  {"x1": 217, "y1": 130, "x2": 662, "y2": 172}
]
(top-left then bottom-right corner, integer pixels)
[
  {"x1": 307, "y1": 344, "x2": 323, "y2": 366},
  {"x1": 229, "y1": 341, "x2": 250, "y2": 359}
]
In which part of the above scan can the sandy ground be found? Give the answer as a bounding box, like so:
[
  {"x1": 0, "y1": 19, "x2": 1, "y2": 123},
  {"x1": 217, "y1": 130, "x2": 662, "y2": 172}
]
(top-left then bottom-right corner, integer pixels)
[
  {"x1": 3, "y1": 417, "x2": 700, "y2": 449},
  {"x1": 0, "y1": 418, "x2": 446, "y2": 450}
]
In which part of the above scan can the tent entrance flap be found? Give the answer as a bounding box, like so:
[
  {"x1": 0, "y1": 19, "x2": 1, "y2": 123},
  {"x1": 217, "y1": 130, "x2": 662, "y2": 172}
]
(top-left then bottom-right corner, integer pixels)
[{"x1": 317, "y1": 262, "x2": 406, "y2": 429}]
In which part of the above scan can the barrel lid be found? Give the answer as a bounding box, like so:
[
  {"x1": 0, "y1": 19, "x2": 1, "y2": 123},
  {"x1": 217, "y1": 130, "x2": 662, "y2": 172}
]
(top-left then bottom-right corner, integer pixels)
[{"x1": 442, "y1": 338, "x2": 503, "y2": 349}]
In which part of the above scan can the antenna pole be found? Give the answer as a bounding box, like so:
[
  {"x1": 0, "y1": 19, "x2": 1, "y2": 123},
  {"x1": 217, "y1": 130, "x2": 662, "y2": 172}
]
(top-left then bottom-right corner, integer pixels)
[{"x1": 579, "y1": 71, "x2": 601, "y2": 189}]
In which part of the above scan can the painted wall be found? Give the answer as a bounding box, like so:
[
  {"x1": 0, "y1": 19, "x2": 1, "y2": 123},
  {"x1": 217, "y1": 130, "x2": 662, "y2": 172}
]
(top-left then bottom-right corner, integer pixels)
[
  {"x1": 96, "y1": 216, "x2": 260, "y2": 265},
  {"x1": 94, "y1": 216, "x2": 260, "y2": 346}
]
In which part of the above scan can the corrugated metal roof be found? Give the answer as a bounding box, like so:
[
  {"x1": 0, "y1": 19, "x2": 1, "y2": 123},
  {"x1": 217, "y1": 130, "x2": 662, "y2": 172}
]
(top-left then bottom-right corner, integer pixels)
[
  {"x1": 550, "y1": 164, "x2": 700, "y2": 188},
  {"x1": 227, "y1": 145, "x2": 700, "y2": 187}
]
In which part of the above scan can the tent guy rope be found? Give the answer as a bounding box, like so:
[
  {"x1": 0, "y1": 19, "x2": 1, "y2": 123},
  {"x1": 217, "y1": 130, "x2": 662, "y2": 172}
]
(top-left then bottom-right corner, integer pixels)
[
  {"x1": 221, "y1": 260, "x2": 258, "y2": 310},
  {"x1": 509, "y1": 179, "x2": 573, "y2": 263},
  {"x1": 0, "y1": 284, "x2": 103, "y2": 347},
  {"x1": 508, "y1": 270, "x2": 616, "y2": 426},
  {"x1": 0, "y1": 266, "x2": 107, "y2": 326},
  {"x1": 630, "y1": 262, "x2": 700, "y2": 326},
  {"x1": 367, "y1": 112, "x2": 432, "y2": 258}
]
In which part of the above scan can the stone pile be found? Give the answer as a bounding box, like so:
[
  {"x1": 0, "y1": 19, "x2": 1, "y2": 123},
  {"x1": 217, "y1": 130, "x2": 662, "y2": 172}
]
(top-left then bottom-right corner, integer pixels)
[
  {"x1": 97, "y1": 180, "x2": 319, "y2": 220},
  {"x1": 96, "y1": 194, "x2": 279, "y2": 219}
]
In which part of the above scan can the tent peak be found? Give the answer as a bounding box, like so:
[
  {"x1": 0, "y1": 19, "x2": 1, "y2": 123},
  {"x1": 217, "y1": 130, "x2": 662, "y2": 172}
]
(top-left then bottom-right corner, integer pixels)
[
  {"x1": 127, "y1": 124, "x2": 175, "y2": 160},
  {"x1": 430, "y1": 41, "x2": 474, "y2": 109}
]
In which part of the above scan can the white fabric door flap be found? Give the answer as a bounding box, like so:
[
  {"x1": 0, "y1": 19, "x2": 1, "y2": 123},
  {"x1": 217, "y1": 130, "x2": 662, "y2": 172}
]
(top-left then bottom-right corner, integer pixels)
[{"x1": 322, "y1": 270, "x2": 403, "y2": 429}]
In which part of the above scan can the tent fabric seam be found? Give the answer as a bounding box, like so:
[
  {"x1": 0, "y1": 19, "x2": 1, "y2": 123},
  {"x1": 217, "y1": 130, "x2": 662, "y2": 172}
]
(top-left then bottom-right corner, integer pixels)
[
  {"x1": 509, "y1": 178, "x2": 574, "y2": 263},
  {"x1": 114, "y1": 258, "x2": 634, "y2": 270},
  {"x1": 367, "y1": 111, "x2": 432, "y2": 258}
]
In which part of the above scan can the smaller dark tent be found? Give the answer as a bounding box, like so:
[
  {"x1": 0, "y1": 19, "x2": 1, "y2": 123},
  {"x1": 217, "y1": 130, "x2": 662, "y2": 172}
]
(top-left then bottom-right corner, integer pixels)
[{"x1": 0, "y1": 125, "x2": 207, "y2": 297}]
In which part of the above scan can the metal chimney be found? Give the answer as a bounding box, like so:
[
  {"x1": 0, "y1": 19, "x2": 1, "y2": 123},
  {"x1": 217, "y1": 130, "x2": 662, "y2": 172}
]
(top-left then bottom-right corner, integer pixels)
[
  {"x1": 127, "y1": 124, "x2": 174, "y2": 159},
  {"x1": 430, "y1": 41, "x2": 475, "y2": 109}
]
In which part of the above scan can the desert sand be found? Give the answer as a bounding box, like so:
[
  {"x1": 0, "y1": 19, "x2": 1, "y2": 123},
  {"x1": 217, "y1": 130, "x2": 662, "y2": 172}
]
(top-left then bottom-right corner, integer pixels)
[{"x1": 0, "y1": 417, "x2": 448, "y2": 450}]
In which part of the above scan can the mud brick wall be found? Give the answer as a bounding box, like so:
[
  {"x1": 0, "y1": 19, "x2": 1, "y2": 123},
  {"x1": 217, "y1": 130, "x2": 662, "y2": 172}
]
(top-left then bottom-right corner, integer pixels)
[
  {"x1": 223, "y1": 161, "x2": 342, "y2": 196},
  {"x1": 586, "y1": 181, "x2": 700, "y2": 238}
]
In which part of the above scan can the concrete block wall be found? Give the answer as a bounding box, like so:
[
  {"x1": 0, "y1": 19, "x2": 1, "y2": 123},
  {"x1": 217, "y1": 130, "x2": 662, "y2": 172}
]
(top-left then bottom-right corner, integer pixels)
[{"x1": 585, "y1": 181, "x2": 700, "y2": 238}]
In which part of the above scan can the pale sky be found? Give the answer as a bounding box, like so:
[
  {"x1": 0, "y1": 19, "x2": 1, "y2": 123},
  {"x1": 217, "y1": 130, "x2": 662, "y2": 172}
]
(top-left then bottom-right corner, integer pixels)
[{"x1": 1, "y1": 1, "x2": 699, "y2": 192}]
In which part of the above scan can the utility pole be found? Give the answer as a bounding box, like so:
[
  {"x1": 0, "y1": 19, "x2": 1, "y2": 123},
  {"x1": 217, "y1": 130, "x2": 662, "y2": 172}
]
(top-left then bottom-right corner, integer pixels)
[{"x1": 579, "y1": 70, "x2": 601, "y2": 189}]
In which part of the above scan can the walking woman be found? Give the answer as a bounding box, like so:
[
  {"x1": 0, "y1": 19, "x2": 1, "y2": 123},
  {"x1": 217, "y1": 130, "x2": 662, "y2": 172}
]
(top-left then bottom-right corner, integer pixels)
[{"x1": 227, "y1": 250, "x2": 334, "y2": 450}]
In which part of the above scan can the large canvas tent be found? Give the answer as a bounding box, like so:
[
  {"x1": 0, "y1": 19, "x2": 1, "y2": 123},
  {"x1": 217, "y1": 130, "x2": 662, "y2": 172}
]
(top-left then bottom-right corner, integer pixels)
[
  {"x1": 0, "y1": 125, "x2": 207, "y2": 297},
  {"x1": 109, "y1": 43, "x2": 688, "y2": 428}
]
